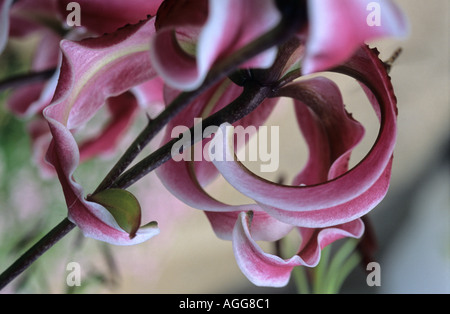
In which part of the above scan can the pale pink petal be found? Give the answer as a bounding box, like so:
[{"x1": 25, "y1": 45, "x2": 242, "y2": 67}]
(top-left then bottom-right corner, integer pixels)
[
  {"x1": 151, "y1": 0, "x2": 281, "y2": 90},
  {"x1": 233, "y1": 212, "x2": 364, "y2": 287},
  {"x1": 303, "y1": 0, "x2": 408, "y2": 74}
]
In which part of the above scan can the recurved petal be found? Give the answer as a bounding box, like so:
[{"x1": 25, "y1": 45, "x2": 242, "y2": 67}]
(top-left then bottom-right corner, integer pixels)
[
  {"x1": 45, "y1": 118, "x2": 159, "y2": 245},
  {"x1": 43, "y1": 19, "x2": 160, "y2": 244},
  {"x1": 232, "y1": 212, "x2": 364, "y2": 287},
  {"x1": 303, "y1": 0, "x2": 408, "y2": 74},
  {"x1": 47, "y1": 18, "x2": 156, "y2": 130},
  {"x1": 211, "y1": 45, "x2": 398, "y2": 226},
  {"x1": 279, "y1": 77, "x2": 365, "y2": 185},
  {"x1": 151, "y1": 0, "x2": 281, "y2": 91}
]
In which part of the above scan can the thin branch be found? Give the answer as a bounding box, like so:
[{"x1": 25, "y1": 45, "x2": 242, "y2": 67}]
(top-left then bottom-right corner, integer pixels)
[
  {"x1": 111, "y1": 82, "x2": 272, "y2": 190},
  {"x1": 0, "y1": 218, "x2": 76, "y2": 291}
]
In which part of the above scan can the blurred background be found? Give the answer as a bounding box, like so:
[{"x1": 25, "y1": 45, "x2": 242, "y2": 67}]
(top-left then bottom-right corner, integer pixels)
[{"x1": 0, "y1": 0, "x2": 448, "y2": 293}]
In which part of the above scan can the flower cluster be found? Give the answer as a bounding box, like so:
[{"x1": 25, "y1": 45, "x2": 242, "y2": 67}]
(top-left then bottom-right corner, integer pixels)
[{"x1": 0, "y1": 0, "x2": 407, "y2": 287}]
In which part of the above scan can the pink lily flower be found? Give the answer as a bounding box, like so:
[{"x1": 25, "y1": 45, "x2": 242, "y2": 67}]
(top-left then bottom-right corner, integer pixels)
[
  {"x1": 151, "y1": 0, "x2": 408, "y2": 90},
  {"x1": 156, "y1": 43, "x2": 398, "y2": 286},
  {"x1": 0, "y1": 0, "x2": 405, "y2": 285},
  {"x1": 212, "y1": 45, "x2": 397, "y2": 286}
]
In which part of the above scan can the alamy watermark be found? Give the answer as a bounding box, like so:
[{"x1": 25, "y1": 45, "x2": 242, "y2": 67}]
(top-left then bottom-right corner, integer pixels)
[
  {"x1": 366, "y1": 262, "x2": 381, "y2": 287},
  {"x1": 171, "y1": 119, "x2": 280, "y2": 173},
  {"x1": 66, "y1": 2, "x2": 81, "y2": 27},
  {"x1": 367, "y1": 1, "x2": 382, "y2": 27},
  {"x1": 66, "y1": 262, "x2": 81, "y2": 287},
  {"x1": 65, "y1": 2, "x2": 383, "y2": 28}
]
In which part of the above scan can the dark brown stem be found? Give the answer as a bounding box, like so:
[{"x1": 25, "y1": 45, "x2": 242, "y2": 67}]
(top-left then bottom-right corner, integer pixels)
[
  {"x1": 0, "y1": 218, "x2": 76, "y2": 291},
  {"x1": 111, "y1": 82, "x2": 272, "y2": 190}
]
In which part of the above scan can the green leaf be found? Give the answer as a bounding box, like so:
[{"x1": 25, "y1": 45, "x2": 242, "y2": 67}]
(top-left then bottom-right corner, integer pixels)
[{"x1": 87, "y1": 189, "x2": 142, "y2": 239}]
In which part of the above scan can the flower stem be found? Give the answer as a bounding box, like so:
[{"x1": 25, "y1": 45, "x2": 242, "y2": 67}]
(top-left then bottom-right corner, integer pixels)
[{"x1": 0, "y1": 218, "x2": 76, "y2": 291}]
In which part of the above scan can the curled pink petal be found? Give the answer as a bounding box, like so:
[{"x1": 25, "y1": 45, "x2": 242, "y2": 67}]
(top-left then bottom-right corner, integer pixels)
[
  {"x1": 45, "y1": 122, "x2": 159, "y2": 245},
  {"x1": 49, "y1": 18, "x2": 157, "y2": 130},
  {"x1": 233, "y1": 212, "x2": 364, "y2": 287},
  {"x1": 151, "y1": 0, "x2": 281, "y2": 90},
  {"x1": 43, "y1": 19, "x2": 160, "y2": 244},
  {"x1": 303, "y1": 0, "x2": 408, "y2": 74},
  {"x1": 280, "y1": 77, "x2": 365, "y2": 185},
  {"x1": 211, "y1": 45, "x2": 398, "y2": 227}
]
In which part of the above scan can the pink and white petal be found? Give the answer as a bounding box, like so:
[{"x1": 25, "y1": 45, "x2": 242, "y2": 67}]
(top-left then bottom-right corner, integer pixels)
[
  {"x1": 157, "y1": 153, "x2": 290, "y2": 242},
  {"x1": 232, "y1": 212, "x2": 364, "y2": 287},
  {"x1": 43, "y1": 19, "x2": 160, "y2": 244},
  {"x1": 296, "y1": 219, "x2": 365, "y2": 265},
  {"x1": 49, "y1": 18, "x2": 157, "y2": 130},
  {"x1": 197, "y1": 0, "x2": 281, "y2": 74},
  {"x1": 279, "y1": 77, "x2": 365, "y2": 185},
  {"x1": 212, "y1": 46, "x2": 397, "y2": 214},
  {"x1": 0, "y1": 0, "x2": 13, "y2": 54},
  {"x1": 303, "y1": 0, "x2": 408, "y2": 74},
  {"x1": 45, "y1": 121, "x2": 158, "y2": 245},
  {"x1": 151, "y1": 0, "x2": 281, "y2": 90},
  {"x1": 57, "y1": 0, "x2": 163, "y2": 34},
  {"x1": 259, "y1": 157, "x2": 393, "y2": 228}
]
